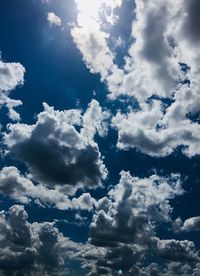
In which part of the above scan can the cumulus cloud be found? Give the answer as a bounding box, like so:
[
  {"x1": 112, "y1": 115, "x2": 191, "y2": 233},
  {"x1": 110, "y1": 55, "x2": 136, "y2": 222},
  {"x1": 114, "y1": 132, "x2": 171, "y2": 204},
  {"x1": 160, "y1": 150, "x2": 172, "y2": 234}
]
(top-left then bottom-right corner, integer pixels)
[
  {"x1": 47, "y1": 12, "x2": 61, "y2": 26},
  {"x1": 112, "y1": 99, "x2": 200, "y2": 157},
  {"x1": 181, "y1": 217, "x2": 200, "y2": 232},
  {"x1": 156, "y1": 239, "x2": 199, "y2": 263},
  {"x1": 0, "y1": 54, "x2": 25, "y2": 121},
  {"x1": 0, "y1": 58, "x2": 25, "y2": 93},
  {"x1": 0, "y1": 166, "x2": 96, "y2": 211},
  {"x1": 1, "y1": 1, "x2": 200, "y2": 274},
  {"x1": 81, "y1": 171, "x2": 199, "y2": 274},
  {"x1": 71, "y1": 0, "x2": 200, "y2": 158},
  {"x1": 110, "y1": 0, "x2": 200, "y2": 157},
  {"x1": 0, "y1": 173, "x2": 198, "y2": 275},
  {"x1": 4, "y1": 100, "x2": 108, "y2": 191},
  {"x1": 0, "y1": 204, "x2": 83, "y2": 275}
]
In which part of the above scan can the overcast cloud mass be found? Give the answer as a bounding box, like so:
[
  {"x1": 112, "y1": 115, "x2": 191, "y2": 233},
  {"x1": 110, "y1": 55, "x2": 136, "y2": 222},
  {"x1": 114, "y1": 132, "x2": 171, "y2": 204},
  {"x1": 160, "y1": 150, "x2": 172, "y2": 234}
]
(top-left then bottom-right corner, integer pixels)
[{"x1": 0, "y1": 0, "x2": 200, "y2": 275}]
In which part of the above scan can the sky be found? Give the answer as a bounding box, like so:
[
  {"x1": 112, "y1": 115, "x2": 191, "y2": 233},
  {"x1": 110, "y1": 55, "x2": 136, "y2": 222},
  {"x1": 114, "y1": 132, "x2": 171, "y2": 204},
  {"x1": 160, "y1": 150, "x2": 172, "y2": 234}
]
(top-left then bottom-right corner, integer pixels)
[{"x1": 0, "y1": 0, "x2": 200, "y2": 275}]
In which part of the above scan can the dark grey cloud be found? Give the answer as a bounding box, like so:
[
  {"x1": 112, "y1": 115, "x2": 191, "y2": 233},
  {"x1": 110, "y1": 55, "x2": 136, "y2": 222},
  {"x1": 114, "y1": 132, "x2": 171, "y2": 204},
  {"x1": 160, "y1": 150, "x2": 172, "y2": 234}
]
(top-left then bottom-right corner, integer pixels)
[
  {"x1": 156, "y1": 239, "x2": 199, "y2": 263},
  {"x1": 0, "y1": 205, "x2": 70, "y2": 275},
  {"x1": 183, "y1": 0, "x2": 200, "y2": 44},
  {"x1": 0, "y1": 174, "x2": 198, "y2": 276},
  {"x1": 4, "y1": 100, "x2": 108, "y2": 190}
]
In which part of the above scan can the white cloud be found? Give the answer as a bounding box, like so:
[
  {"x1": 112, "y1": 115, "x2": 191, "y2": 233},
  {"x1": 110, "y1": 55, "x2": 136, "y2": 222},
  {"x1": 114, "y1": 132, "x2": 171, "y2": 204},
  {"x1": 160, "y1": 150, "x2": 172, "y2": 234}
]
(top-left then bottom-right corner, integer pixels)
[
  {"x1": 0, "y1": 59, "x2": 25, "y2": 93},
  {"x1": 181, "y1": 217, "x2": 200, "y2": 232},
  {"x1": 0, "y1": 96, "x2": 22, "y2": 121},
  {"x1": 112, "y1": 99, "x2": 200, "y2": 157},
  {"x1": 71, "y1": 0, "x2": 123, "y2": 80},
  {"x1": 0, "y1": 166, "x2": 96, "y2": 211},
  {"x1": 47, "y1": 12, "x2": 61, "y2": 26},
  {"x1": 71, "y1": 0, "x2": 200, "y2": 158},
  {"x1": 0, "y1": 54, "x2": 25, "y2": 121},
  {"x1": 109, "y1": 0, "x2": 200, "y2": 157},
  {"x1": 81, "y1": 99, "x2": 110, "y2": 139}
]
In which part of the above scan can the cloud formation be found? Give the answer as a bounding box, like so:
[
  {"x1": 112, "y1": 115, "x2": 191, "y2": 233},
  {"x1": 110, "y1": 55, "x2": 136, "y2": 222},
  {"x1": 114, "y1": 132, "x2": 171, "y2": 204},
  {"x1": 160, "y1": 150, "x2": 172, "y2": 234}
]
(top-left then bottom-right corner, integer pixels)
[
  {"x1": 0, "y1": 172, "x2": 199, "y2": 275},
  {"x1": 47, "y1": 12, "x2": 61, "y2": 26},
  {"x1": 0, "y1": 54, "x2": 25, "y2": 121},
  {"x1": 0, "y1": 166, "x2": 96, "y2": 210},
  {"x1": 83, "y1": 171, "x2": 199, "y2": 274},
  {"x1": 1, "y1": 1, "x2": 200, "y2": 275},
  {"x1": 4, "y1": 100, "x2": 108, "y2": 191},
  {"x1": 0, "y1": 204, "x2": 81, "y2": 275},
  {"x1": 0, "y1": 57, "x2": 25, "y2": 93},
  {"x1": 72, "y1": 0, "x2": 200, "y2": 158}
]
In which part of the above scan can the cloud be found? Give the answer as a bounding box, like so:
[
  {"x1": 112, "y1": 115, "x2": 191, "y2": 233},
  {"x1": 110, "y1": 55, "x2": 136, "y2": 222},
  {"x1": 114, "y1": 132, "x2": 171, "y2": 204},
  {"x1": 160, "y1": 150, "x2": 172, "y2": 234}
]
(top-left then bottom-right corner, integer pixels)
[
  {"x1": 112, "y1": 99, "x2": 200, "y2": 157},
  {"x1": 71, "y1": 0, "x2": 123, "y2": 80},
  {"x1": 0, "y1": 204, "x2": 82, "y2": 275},
  {"x1": 0, "y1": 173, "x2": 198, "y2": 275},
  {"x1": 156, "y1": 239, "x2": 199, "y2": 262},
  {"x1": 71, "y1": 0, "x2": 200, "y2": 158},
  {"x1": 181, "y1": 217, "x2": 200, "y2": 232},
  {"x1": 0, "y1": 58, "x2": 25, "y2": 93},
  {"x1": 82, "y1": 171, "x2": 199, "y2": 274},
  {"x1": 4, "y1": 100, "x2": 108, "y2": 191},
  {"x1": 109, "y1": 0, "x2": 200, "y2": 157},
  {"x1": 141, "y1": 262, "x2": 197, "y2": 276},
  {"x1": 81, "y1": 92, "x2": 110, "y2": 139},
  {"x1": 0, "y1": 54, "x2": 25, "y2": 121},
  {"x1": 180, "y1": 0, "x2": 200, "y2": 46},
  {"x1": 47, "y1": 12, "x2": 61, "y2": 26},
  {"x1": 0, "y1": 166, "x2": 96, "y2": 211}
]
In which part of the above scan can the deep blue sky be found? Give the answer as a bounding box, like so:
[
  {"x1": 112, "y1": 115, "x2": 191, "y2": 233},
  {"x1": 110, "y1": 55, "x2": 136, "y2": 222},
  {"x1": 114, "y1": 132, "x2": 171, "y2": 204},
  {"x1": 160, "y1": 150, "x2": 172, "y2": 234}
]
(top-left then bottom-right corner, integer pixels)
[
  {"x1": 1, "y1": 0, "x2": 199, "y2": 227},
  {"x1": 1, "y1": 0, "x2": 200, "y2": 275}
]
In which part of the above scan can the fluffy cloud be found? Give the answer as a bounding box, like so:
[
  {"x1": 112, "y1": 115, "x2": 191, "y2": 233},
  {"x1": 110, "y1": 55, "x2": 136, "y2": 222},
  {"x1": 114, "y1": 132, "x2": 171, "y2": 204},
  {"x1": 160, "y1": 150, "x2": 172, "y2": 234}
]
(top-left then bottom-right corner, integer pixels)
[
  {"x1": 90, "y1": 171, "x2": 183, "y2": 246},
  {"x1": 156, "y1": 239, "x2": 199, "y2": 263},
  {"x1": 110, "y1": 0, "x2": 200, "y2": 157},
  {"x1": 112, "y1": 99, "x2": 200, "y2": 157},
  {"x1": 47, "y1": 12, "x2": 61, "y2": 26},
  {"x1": 0, "y1": 166, "x2": 96, "y2": 210},
  {"x1": 4, "y1": 100, "x2": 108, "y2": 191},
  {"x1": 0, "y1": 96, "x2": 22, "y2": 121},
  {"x1": 0, "y1": 173, "x2": 198, "y2": 275},
  {"x1": 71, "y1": 0, "x2": 123, "y2": 80},
  {"x1": 0, "y1": 58, "x2": 25, "y2": 93},
  {"x1": 0, "y1": 204, "x2": 83, "y2": 275},
  {"x1": 72, "y1": 0, "x2": 200, "y2": 158},
  {"x1": 141, "y1": 262, "x2": 198, "y2": 276},
  {"x1": 107, "y1": 0, "x2": 181, "y2": 100},
  {"x1": 0, "y1": 54, "x2": 25, "y2": 121},
  {"x1": 71, "y1": 0, "x2": 181, "y2": 100},
  {"x1": 180, "y1": 217, "x2": 200, "y2": 232},
  {"x1": 82, "y1": 171, "x2": 199, "y2": 274}
]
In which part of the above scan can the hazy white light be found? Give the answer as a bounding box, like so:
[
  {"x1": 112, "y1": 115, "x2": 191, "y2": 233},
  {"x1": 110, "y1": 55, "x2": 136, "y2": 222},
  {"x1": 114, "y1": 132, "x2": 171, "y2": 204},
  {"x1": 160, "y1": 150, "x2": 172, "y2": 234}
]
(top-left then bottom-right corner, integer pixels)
[
  {"x1": 74, "y1": 0, "x2": 122, "y2": 25},
  {"x1": 76, "y1": 0, "x2": 104, "y2": 18}
]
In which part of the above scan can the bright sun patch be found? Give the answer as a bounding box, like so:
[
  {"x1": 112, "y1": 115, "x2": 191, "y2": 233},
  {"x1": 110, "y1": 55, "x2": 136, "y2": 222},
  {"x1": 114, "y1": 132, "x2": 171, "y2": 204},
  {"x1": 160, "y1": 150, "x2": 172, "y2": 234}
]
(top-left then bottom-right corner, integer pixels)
[{"x1": 74, "y1": 0, "x2": 122, "y2": 24}]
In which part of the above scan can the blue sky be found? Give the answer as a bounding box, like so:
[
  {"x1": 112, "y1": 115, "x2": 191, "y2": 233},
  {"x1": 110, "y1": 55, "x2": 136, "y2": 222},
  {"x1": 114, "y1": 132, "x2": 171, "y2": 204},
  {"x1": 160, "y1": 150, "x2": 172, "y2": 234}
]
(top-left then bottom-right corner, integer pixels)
[{"x1": 0, "y1": 0, "x2": 200, "y2": 275}]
